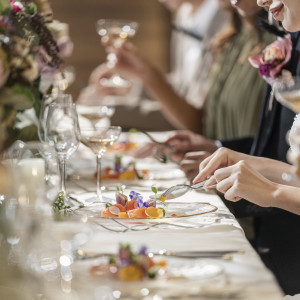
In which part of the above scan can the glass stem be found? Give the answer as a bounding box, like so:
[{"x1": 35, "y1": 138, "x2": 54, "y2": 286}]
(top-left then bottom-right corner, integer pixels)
[
  {"x1": 59, "y1": 157, "x2": 68, "y2": 205},
  {"x1": 96, "y1": 154, "x2": 103, "y2": 202}
]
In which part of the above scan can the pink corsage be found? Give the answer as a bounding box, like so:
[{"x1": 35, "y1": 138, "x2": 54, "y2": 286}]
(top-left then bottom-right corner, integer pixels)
[{"x1": 248, "y1": 34, "x2": 292, "y2": 86}]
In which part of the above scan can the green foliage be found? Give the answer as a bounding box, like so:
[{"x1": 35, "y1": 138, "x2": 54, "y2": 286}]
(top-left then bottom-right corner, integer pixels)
[
  {"x1": 0, "y1": 0, "x2": 11, "y2": 15},
  {"x1": 53, "y1": 192, "x2": 72, "y2": 218}
]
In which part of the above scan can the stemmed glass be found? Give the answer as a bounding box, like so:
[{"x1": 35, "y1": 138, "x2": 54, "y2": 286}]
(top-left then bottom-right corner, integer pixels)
[
  {"x1": 46, "y1": 100, "x2": 80, "y2": 206},
  {"x1": 273, "y1": 76, "x2": 300, "y2": 178},
  {"x1": 76, "y1": 104, "x2": 115, "y2": 128},
  {"x1": 80, "y1": 126, "x2": 121, "y2": 202},
  {"x1": 96, "y1": 19, "x2": 138, "y2": 88}
]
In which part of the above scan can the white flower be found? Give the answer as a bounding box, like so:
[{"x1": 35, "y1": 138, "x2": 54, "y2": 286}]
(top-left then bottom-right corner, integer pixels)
[
  {"x1": 22, "y1": 55, "x2": 39, "y2": 82},
  {"x1": 12, "y1": 36, "x2": 31, "y2": 57}
]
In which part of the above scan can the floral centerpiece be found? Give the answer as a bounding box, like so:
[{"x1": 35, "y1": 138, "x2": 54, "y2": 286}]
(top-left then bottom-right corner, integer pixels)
[{"x1": 0, "y1": 0, "x2": 73, "y2": 153}]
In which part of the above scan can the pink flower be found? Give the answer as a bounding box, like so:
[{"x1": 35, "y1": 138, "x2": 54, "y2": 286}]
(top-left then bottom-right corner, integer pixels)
[
  {"x1": 57, "y1": 36, "x2": 74, "y2": 58},
  {"x1": 8, "y1": 0, "x2": 22, "y2": 13},
  {"x1": 249, "y1": 35, "x2": 292, "y2": 84}
]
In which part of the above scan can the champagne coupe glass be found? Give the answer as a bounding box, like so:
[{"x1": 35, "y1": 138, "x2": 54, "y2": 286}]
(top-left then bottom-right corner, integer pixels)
[
  {"x1": 96, "y1": 19, "x2": 138, "y2": 88},
  {"x1": 76, "y1": 104, "x2": 115, "y2": 128},
  {"x1": 46, "y1": 100, "x2": 80, "y2": 206},
  {"x1": 273, "y1": 76, "x2": 300, "y2": 179},
  {"x1": 80, "y1": 126, "x2": 121, "y2": 203}
]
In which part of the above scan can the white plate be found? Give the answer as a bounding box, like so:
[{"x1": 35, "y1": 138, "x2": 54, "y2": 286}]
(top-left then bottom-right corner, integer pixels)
[
  {"x1": 73, "y1": 202, "x2": 217, "y2": 220},
  {"x1": 71, "y1": 258, "x2": 226, "y2": 298}
]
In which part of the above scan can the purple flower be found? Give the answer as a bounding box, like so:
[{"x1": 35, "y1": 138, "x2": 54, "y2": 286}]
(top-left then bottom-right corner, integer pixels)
[
  {"x1": 119, "y1": 249, "x2": 131, "y2": 266},
  {"x1": 137, "y1": 198, "x2": 144, "y2": 208},
  {"x1": 139, "y1": 245, "x2": 147, "y2": 255},
  {"x1": 258, "y1": 64, "x2": 271, "y2": 77},
  {"x1": 129, "y1": 191, "x2": 143, "y2": 202}
]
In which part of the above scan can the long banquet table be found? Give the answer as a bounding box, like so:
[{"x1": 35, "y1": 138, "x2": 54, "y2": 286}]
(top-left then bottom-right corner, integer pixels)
[{"x1": 63, "y1": 132, "x2": 283, "y2": 300}]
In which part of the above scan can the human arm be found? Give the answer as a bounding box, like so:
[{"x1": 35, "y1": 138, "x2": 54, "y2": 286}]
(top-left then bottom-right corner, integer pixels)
[
  {"x1": 198, "y1": 159, "x2": 300, "y2": 215},
  {"x1": 97, "y1": 43, "x2": 204, "y2": 132},
  {"x1": 193, "y1": 147, "x2": 297, "y2": 186}
]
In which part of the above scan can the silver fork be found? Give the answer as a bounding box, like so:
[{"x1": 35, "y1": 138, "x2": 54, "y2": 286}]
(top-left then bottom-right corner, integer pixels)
[
  {"x1": 139, "y1": 130, "x2": 175, "y2": 150},
  {"x1": 153, "y1": 147, "x2": 169, "y2": 163},
  {"x1": 161, "y1": 181, "x2": 217, "y2": 199},
  {"x1": 137, "y1": 130, "x2": 175, "y2": 163}
]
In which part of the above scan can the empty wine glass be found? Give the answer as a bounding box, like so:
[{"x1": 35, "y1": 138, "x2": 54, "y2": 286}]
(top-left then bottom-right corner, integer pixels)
[
  {"x1": 46, "y1": 100, "x2": 80, "y2": 206},
  {"x1": 38, "y1": 94, "x2": 73, "y2": 142},
  {"x1": 80, "y1": 126, "x2": 121, "y2": 203},
  {"x1": 96, "y1": 19, "x2": 138, "y2": 88},
  {"x1": 273, "y1": 76, "x2": 300, "y2": 179}
]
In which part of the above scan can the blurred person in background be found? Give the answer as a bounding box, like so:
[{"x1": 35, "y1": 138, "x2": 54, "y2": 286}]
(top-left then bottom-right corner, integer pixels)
[{"x1": 78, "y1": 0, "x2": 225, "y2": 116}]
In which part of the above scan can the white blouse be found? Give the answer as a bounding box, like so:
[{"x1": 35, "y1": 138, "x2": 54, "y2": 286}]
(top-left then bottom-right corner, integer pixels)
[{"x1": 289, "y1": 113, "x2": 300, "y2": 155}]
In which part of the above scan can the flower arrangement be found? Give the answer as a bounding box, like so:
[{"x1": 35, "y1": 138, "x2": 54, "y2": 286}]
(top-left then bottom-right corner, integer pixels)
[
  {"x1": 0, "y1": 0, "x2": 73, "y2": 152},
  {"x1": 249, "y1": 34, "x2": 292, "y2": 86}
]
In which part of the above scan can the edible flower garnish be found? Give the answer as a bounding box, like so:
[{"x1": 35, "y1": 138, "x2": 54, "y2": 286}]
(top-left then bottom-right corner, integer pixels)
[{"x1": 101, "y1": 187, "x2": 167, "y2": 218}]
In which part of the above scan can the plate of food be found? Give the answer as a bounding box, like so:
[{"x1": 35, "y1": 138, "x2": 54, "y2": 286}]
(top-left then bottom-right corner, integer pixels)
[
  {"x1": 72, "y1": 244, "x2": 226, "y2": 298},
  {"x1": 99, "y1": 155, "x2": 184, "y2": 181},
  {"x1": 74, "y1": 187, "x2": 217, "y2": 220}
]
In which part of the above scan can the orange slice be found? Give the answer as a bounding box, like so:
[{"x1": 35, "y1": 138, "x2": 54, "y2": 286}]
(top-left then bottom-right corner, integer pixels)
[
  {"x1": 118, "y1": 265, "x2": 143, "y2": 281},
  {"x1": 118, "y1": 212, "x2": 128, "y2": 218},
  {"x1": 119, "y1": 170, "x2": 136, "y2": 180},
  {"x1": 145, "y1": 207, "x2": 164, "y2": 218}
]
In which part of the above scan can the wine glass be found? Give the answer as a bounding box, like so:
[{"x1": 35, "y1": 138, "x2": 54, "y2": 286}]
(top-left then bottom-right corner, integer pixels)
[
  {"x1": 38, "y1": 94, "x2": 73, "y2": 142},
  {"x1": 46, "y1": 100, "x2": 80, "y2": 206},
  {"x1": 80, "y1": 126, "x2": 121, "y2": 203},
  {"x1": 273, "y1": 76, "x2": 300, "y2": 178},
  {"x1": 76, "y1": 104, "x2": 115, "y2": 128},
  {"x1": 96, "y1": 19, "x2": 138, "y2": 88}
]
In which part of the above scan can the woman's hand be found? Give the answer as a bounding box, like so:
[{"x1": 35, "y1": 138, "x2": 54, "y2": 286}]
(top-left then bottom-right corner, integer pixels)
[
  {"x1": 193, "y1": 147, "x2": 249, "y2": 183},
  {"x1": 180, "y1": 151, "x2": 211, "y2": 182},
  {"x1": 163, "y1": 130, "x2": 218, "y2": 162},
  {"x1": 203, "y1": 160, "x2": 277, "y2": 207}
]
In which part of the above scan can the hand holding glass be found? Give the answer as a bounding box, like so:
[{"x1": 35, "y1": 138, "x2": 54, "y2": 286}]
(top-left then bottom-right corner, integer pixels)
[{"x1": 96, "y1": 19, "x2": 138, "y2": 88}]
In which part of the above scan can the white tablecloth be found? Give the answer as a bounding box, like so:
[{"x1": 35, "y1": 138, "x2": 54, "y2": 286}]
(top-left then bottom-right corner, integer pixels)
[{"x1": 64, "y1": 132, "x2": 284, "y2": 299}]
